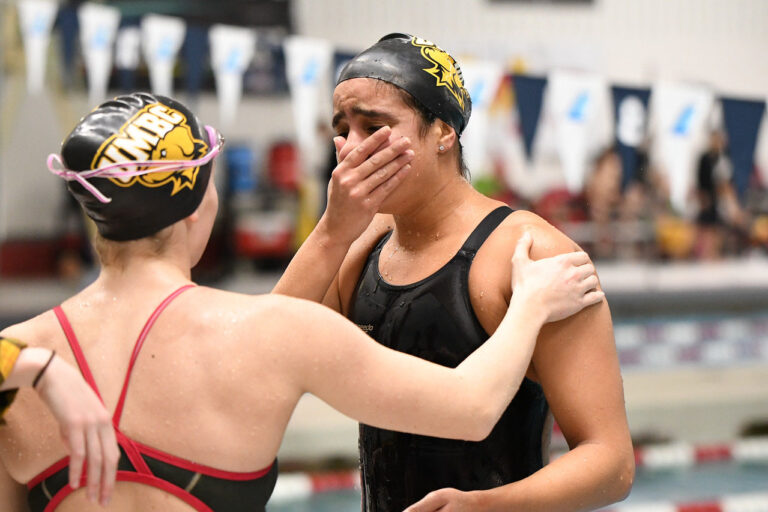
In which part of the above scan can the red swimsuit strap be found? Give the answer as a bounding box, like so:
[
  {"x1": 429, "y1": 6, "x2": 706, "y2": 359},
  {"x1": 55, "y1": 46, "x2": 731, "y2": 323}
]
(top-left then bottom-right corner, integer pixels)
[
  {"x1": 44, "y1": 285, "x2": 221, "y2": 512},
  {"x1": 112, "y1": 284, "x2": 196, "y2": 425},
  {"x1": 53, "y1": 306, "x2": 103, "y2": 402}
]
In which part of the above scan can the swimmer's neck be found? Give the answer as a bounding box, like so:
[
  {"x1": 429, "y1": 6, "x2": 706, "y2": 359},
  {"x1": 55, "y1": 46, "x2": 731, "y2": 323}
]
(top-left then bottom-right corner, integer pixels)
[
  {"x1": 390, "y1": 175, "x2": 482, "y2": 248},
  {"x1": 96, "y1": 253, "x2": 193, "y2": 292}
]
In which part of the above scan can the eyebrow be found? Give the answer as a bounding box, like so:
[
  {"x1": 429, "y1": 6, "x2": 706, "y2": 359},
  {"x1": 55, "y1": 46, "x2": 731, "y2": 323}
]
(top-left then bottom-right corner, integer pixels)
[{"x1": 332, "y1": 106, "x2": 397, "y2": 129}]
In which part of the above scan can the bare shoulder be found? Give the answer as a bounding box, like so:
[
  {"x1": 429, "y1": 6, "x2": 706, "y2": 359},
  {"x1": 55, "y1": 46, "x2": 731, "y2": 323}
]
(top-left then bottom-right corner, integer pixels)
[
  {"x1": 0, "y1": 310, "x2": 62, "y2": 350},
  {"x1": 493, "y1": 209, "x2": 581, "y2": 260},
  {"x1": 190, "y1": 287, "x2": 334, "y2": 340},
  {"x1": 470, "y1": 209, "x2": 586, "y2": 309}
]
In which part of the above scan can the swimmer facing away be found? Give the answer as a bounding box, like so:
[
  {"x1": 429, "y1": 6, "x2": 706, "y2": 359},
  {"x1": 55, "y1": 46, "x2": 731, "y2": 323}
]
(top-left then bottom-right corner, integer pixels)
[{"x1": 0, "y1": 92, "x2": 601, "y2": 512}]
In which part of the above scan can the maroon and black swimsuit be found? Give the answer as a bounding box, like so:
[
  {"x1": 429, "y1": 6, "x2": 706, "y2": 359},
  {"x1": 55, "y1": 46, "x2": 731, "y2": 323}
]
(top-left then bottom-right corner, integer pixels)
[{"x1": 27, "y1": 285, "x2": 278, "y2": 512}]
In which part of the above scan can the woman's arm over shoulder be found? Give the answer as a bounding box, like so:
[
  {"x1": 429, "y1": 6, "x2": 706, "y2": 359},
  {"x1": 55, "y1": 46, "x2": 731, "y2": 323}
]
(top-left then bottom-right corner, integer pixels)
[{"x1": 254, "y1": 293, "x2": 531, "y2": 441}]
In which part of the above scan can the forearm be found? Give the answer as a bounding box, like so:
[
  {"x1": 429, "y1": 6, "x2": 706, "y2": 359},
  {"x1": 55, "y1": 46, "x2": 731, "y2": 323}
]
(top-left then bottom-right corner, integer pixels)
[
  {"x1": 1, "y1": 346, "x2": 53, "y2": 391},
  {"x1": 271, "y1": 217, "x2": 351, "y2": 303},
  {"x1": 455, "y1": 296, "x2": 546, "y2": 429},
  {"x1": 477, "y1": 441, "x2": 634, "y2": 511},
  {"x1": 0, "y1": 338, "x2": 54, "y2": 423}
]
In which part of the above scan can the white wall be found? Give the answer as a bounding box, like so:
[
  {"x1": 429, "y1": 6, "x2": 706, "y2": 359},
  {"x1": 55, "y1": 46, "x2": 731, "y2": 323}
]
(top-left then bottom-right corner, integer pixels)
[
  {"x1": 295, "y1": 0, "x2": 768, "y2": 98},
  {"x1": 2, "y1": 0, "x2": 767, "y2": 237}
]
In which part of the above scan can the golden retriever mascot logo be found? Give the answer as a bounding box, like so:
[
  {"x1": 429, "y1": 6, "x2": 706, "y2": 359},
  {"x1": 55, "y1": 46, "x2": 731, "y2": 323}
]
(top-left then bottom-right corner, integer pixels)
[
  {"x1": 90, "y1": 103, "x2": 209, "y2": 195},
  {"x1": 411, "y1": 37, "x2": 470, "y2": 112}
]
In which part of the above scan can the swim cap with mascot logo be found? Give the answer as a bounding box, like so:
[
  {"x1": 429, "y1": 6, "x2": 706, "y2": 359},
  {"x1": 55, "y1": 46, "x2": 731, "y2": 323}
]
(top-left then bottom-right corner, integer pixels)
[
  {"x1": 337, "y1": 33, "x2": 472, "y2": 135},
  {"x1": 58, "y1": 92, "x2": 217, "y2": 241}
]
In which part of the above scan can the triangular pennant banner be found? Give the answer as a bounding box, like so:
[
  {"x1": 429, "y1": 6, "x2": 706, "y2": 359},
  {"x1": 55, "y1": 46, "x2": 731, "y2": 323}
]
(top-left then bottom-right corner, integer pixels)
[
  {"x1": 141, "y1": 14, "x2": 186, "y2": 96},
  {"x1": 78, "y1": 2, "x2": 121, "y2": 106},
  {"x1": 460, "y1": 60, "x2": 505, "y2": 180},
  {"x1": 650, "y1": 81, "x2": 714, "y2": 213},
  {"x1": 721, "y1": 97, "x2": 766, "y2": 201},
  {"x1": 183, "y1": 24, "x2": 210, "y2": 99},
  {"x1": 210, "y1": 24, "x2": 256, "y2": 129},
  {"x1": 611, "y1": 85, "x2": 651, "y2": 190},
  {"x1": 17, "y1": 0, "x2": 58, "y2": 95},
  {"x1": 548, "y1": 70, "x2": 612, "y2": 193},
  {"x1": 512, "y1": 74, "x2": 546, "y2": 162}
]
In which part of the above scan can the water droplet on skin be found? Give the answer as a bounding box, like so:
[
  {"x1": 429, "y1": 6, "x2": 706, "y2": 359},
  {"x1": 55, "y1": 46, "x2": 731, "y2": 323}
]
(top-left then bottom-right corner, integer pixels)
[{"x1": 480, "y1": 291, "x2": 485, "y2": 298}]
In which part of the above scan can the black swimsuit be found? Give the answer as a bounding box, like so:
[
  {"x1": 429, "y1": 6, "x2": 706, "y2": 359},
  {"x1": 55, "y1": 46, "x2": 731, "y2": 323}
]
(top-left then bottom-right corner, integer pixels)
[{"x1": 349, "y1": 206, "x2": 550, "y2": 512}]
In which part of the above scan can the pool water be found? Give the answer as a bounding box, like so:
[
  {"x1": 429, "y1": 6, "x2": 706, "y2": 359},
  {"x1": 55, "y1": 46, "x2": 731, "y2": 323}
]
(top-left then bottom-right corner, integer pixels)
[{"x1": 268, "y1": 462, "x2": 768, "y2": 511}]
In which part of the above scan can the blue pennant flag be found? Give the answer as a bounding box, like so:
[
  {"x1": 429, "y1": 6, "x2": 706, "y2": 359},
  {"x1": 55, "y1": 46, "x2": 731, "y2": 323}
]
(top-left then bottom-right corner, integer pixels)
[
  {"x1": 512, "y1": 74, "x2": 547, "y2": 162},
  {"x1": 55, "y1": 4, "x2": 78, "y2": 89},
  {"x1": 183, "y1": 24, "x2": 209, "y2": 99},
  {"x1": 721, "y1": 97, "x2": 766, "y2": 201},
  {"x1": 611, "y1": 85, "x2": 651, "y2": 190}
]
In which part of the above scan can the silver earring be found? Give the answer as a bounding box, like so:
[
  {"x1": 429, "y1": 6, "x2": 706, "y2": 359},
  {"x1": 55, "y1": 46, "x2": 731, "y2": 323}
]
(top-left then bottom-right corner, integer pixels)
[{"x1": 439, "y1": 145, "x2": 445, "y2": 152}]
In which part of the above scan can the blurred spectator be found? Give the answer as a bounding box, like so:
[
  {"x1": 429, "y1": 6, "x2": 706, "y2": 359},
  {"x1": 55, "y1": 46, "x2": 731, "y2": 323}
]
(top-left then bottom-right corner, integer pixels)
[
  {"x1": 584, "y1": 147, "x2": 622, "y2": 259},
  {"x1": 694, "y1": 131, "x2": 745, "y2": 259},
  {"x1": 617, "y1": 143, "x2": 659, "y2": 260}
]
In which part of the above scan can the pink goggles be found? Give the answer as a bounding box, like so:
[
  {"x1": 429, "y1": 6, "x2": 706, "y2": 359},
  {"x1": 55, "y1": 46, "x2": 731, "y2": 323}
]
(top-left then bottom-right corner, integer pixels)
[{"x1": 47, "y1": 125, "x2": 224, "y2": 204}]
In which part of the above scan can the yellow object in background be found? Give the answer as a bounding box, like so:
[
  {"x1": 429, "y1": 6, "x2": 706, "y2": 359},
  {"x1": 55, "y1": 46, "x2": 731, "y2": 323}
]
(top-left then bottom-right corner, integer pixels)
[{"x1": 294, "y1": 178, "x2": 321, "y2": 249}]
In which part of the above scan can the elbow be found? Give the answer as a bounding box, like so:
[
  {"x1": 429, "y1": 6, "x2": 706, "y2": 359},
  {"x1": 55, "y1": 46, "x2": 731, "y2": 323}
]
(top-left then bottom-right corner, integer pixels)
[
  {"x1": 611, "y1": 450, "x2": 636, "y2": 503},
  {"x1": 465, "y1": 403, "x2": 503, "y2": 442}
]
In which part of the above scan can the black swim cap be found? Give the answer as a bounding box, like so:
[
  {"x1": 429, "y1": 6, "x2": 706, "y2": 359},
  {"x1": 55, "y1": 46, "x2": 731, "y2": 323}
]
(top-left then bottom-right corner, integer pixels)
[
  {"x1": 337, "y1": 33, "x2": 472, "y2": 135},
  {"x1": 60, "y1": 92, "x2": 214, "y2": 241}
]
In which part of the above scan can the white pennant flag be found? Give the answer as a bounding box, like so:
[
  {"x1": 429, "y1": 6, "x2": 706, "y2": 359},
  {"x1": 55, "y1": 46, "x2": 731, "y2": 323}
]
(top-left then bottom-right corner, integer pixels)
[
  {"x1": 17, "y1": 0, "x2": 58, "y2": 95},
  {"x1": 116, "y1": 26, "x2": 141, "y2": 71},
  {"x1": 78, "y1": 3, "x2": 121, "y2": 105},
  {"x1": 209, "y1": 25, "x2": 256, "y2": 129},
  {"x1": 283, "y1": 35, "x2": 333, "y2": 177},
  {"x1": 755, "y1": 99, "x2": 768, "y2": 187},
  {"x1": 460, "y1": 60, "x2": 504, "y2": 181},
  {"x1": 650, "y1": 81, "x2": 714, "y2": 213},
  {"x1": 547, "y1": 70, "x2": 612, "y2": 193},
  {"x1": 141, "y1": 14, "x2": 186, "y2": 96}
]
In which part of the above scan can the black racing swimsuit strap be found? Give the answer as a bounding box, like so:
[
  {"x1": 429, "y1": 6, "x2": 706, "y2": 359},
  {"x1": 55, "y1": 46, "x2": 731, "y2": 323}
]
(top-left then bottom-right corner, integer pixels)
[{"x1": 460, "y1": 206, "x2": 514, "y2": 255}]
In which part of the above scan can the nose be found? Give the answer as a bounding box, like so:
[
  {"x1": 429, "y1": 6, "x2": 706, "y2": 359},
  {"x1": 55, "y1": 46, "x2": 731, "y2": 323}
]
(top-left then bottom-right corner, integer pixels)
[{"x1": 337, "y1": 128, "x2": 366, "y2": 162}]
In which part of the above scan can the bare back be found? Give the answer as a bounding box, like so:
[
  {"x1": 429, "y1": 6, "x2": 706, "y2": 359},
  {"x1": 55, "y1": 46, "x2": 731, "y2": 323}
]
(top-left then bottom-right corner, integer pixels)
[{"x1": 0, "y1": 284, "x2": 303, "y2": 511}]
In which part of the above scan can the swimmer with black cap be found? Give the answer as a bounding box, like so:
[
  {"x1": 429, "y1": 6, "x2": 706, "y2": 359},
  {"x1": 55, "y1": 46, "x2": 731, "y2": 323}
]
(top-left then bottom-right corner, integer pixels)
[
  {"x1": 274, "y1": 33, "x2": 634, "y2": 511},
  {"x1": 1, "y1": 92, "x2": 603, "y2": 511}
]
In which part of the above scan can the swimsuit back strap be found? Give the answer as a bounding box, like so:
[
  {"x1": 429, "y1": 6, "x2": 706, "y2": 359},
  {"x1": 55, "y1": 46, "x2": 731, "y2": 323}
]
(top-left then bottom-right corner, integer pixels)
[
  {"x1": 112, "y1": 285, "x2": 195, "y2": 425},
  {"x1": 53, "y1": 306, "x2": 103, "y2": 402},
  {"x1": 460, "y1": 206, "x2": 514, "y2": 254}
]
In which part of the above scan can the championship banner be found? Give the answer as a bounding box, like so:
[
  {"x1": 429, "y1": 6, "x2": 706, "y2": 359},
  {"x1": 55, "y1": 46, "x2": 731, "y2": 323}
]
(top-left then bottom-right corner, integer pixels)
[
  {"x1": 650, "y1": 81, "x2": 714, "y2": 213},
  {"x1": 141, "y1": 14, "x2": 186, "y2": 97},
  {"x1": 115, "y1": 26, "x2": 141, "y2": 91},
  {"x1": 17, "y1": 0, "x2": 58, "y2": 95},
  {"x1": 612, "y1": 85, "x2": 651, "y2": 189},
  {"x1": 209, "y1": 24, "x2": 256, "y2": 129},
  {"x1": 721, "y1": 97, "x2": 766, "y2": 201},
  {"x1": 460, "y1": 60, "x2": 504, "y2": 181},
  {"x1": 511, "y1": 74, "x2": 547, "y2": 162},
  {"x1": 78, "y1": 3, "x2": 121, "y2": 105},
  {"x1": 547, "y1": 70, "x2": 612, "y2": 193}
]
